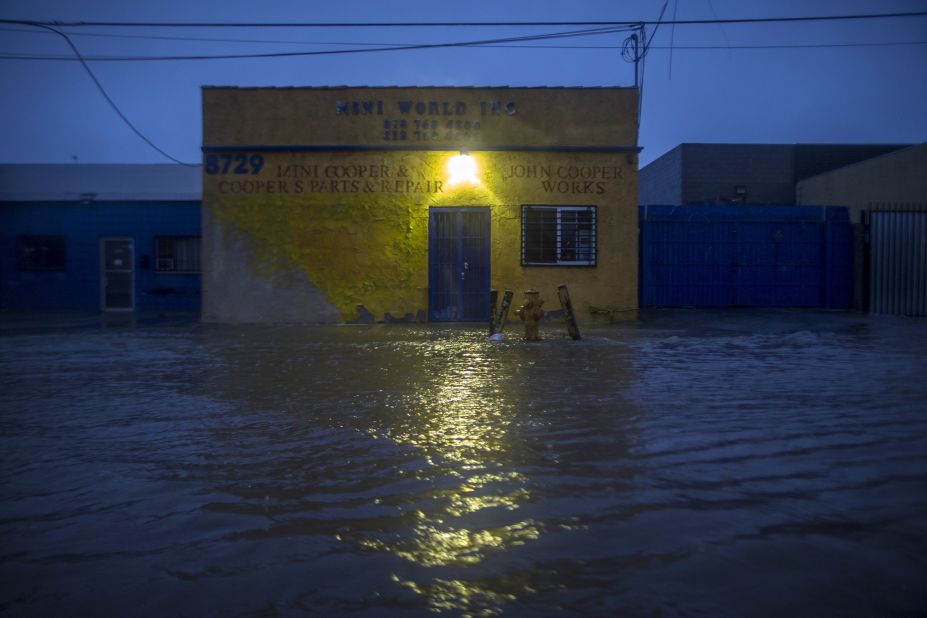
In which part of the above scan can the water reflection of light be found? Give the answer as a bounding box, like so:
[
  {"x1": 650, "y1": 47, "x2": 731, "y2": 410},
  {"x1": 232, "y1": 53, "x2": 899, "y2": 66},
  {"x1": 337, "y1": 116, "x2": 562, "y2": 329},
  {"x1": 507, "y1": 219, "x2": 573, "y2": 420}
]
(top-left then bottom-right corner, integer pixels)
[
  {"x1": 361, "y1": 519, "x2": 540, "y2": 567},
  {"x1": 396, "y1": 576, "x2": 518, "y2": 616},
  {"x1": 382, "y1": 346, "x2": 512, "y2": 469},
  {"x1": 443, "y1": 471, "x2": 530, "y2": 517},
  {"x1": 363, "y1": 339, "x2": 540, "y2": 612}
]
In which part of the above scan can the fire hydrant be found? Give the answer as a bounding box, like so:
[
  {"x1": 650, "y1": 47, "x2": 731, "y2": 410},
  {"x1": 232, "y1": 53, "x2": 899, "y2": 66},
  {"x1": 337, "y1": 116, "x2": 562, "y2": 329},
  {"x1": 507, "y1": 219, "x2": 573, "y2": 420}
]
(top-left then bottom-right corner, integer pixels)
[{"x1": 515, "y1": 289, "x2": 545, "y2": 341}]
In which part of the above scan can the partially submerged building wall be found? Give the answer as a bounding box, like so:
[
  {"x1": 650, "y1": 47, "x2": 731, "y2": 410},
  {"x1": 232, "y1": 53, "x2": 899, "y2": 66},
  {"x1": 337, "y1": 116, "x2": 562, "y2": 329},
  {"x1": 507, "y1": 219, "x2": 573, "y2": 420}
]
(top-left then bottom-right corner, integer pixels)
[
  {"x1": 0, "y1": 164, "x2": 202, "y2": 313},
  {"x1": 201, "y1": 87, "x2": 639, "y2": 323}
]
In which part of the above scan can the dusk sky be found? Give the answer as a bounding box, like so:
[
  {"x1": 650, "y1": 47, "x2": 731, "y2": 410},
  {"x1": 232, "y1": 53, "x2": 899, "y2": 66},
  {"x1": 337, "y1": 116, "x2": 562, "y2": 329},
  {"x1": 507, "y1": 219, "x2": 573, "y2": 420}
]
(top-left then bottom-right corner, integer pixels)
[{"x1": 1, "y1": 0, "x2": 925, "y2": 166}]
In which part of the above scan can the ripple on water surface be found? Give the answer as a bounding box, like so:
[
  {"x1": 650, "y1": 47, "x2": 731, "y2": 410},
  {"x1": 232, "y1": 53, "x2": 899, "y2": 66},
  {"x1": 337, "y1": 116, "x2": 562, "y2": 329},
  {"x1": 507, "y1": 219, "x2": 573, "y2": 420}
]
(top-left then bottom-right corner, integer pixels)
[{"x1": 1, "y1": 314, "x2": 926, "y2": 615}]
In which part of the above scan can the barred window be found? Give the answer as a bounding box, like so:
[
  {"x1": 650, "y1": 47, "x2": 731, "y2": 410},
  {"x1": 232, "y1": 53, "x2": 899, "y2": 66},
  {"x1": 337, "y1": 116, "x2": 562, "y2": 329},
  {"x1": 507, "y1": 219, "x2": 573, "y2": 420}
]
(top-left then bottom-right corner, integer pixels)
[
  {"x1": 155, "y1": 236, "x2": 200, "y2": 273},
  {"x1": 16, "y1": 235, "x2": 66, "y2": 271},
  {"x1": 521, "y1": 206, "x2": 596, "y2": 266}
]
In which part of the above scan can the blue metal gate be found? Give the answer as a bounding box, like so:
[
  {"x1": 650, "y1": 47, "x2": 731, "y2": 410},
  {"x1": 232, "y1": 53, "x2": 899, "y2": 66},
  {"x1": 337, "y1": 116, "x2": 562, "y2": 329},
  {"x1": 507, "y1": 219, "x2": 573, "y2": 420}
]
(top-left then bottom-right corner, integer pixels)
[
  {"x1": 640, "y1": 205, "x2": 851, "y2": 308},
  {"x1": 428, "y1": 208, "x2": 490, "y2": 321}
]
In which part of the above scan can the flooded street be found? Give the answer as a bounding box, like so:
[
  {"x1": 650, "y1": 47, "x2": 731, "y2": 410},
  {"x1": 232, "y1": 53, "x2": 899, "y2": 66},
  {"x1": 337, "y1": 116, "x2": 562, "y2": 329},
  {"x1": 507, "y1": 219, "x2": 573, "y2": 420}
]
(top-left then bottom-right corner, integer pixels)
[{"x1": 1, "y1": 310, "x2": 926, "y2": 616}]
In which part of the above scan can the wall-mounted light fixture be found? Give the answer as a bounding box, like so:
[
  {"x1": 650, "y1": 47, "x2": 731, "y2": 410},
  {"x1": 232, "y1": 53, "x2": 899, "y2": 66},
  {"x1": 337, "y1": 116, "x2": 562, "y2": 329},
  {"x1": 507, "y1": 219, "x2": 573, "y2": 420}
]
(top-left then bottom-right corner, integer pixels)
[{"x1": 447, "y1": 151, "x2": 479, "y2": 187}]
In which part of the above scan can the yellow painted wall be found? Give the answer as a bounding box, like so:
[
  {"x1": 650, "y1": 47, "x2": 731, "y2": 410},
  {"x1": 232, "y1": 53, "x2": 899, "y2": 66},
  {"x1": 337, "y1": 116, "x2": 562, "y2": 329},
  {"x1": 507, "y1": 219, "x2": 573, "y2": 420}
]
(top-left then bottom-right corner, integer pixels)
[{"x1": 202, "y1": 87, "x2": 639, "y2": 323}]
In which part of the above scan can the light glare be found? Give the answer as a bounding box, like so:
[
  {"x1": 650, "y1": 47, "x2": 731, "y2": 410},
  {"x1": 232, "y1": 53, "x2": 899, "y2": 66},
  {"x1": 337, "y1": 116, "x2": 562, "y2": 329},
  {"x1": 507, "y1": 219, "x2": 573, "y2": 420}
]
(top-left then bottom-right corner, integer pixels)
[{"x1": 447, "y1": 154, "x2": 479, "y2": 186}]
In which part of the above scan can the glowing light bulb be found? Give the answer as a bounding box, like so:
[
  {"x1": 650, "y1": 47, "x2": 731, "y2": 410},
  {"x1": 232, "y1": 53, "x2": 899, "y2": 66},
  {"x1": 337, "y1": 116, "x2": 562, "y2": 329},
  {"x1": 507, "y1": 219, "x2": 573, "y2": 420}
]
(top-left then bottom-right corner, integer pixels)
[{"x1": 447, "y1": 153, "x2": 479, "y2": 186}]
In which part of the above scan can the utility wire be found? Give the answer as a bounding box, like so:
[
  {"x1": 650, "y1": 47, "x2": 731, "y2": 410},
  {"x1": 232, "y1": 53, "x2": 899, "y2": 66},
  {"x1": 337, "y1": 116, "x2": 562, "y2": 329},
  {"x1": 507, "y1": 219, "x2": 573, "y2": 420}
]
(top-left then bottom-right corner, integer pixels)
[
  {"x1": 645, "y1": 1, "x2": 671, "y2": 53},
  {"x1": 0, "y1": 23, "x2": 631, "y2": 163},
  {"x1": 669, "y1": 0, "x2": 679, "y2": 79},
  {"x1": 704, "y1": 0, "x2": 734, "y2": 61},
  {"x1": 1, "y1": 24, "x2": 637, "y2": 62},
  {"x1": 1, "y1": 24, "x2": 629, "y2": 47},
  {"x1": 3, "y1": 25, "x2": 920, "y2": 50},
  {"x1": 16, "y1": 22, "x2": 195, "y2": 166},
  {"x1": 2, "y1": 20, "x2": 923, "y2": 63},
  {"x1": 4, "y1": 41, "x2": 925, "y2": 61},
  {"x1": 2, "y1": 11, "x2": 925, "y2": 27},
  {"x1": 0, "y1": 26, "x2": 429, "y2": 46},
  {"x1": 636, "y1": 1, "x2": 671, "y2": 135},
  {"x1": 2, "y1": 21, "x2": 922, "y2": 57}
]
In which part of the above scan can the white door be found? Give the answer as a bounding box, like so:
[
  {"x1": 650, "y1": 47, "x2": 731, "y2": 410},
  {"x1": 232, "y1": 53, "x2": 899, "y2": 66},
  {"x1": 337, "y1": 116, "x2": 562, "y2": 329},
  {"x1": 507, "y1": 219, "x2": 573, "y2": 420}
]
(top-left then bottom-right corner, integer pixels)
[{"x1": 101, "y1": 238, "x2": 134, "y2": 311}]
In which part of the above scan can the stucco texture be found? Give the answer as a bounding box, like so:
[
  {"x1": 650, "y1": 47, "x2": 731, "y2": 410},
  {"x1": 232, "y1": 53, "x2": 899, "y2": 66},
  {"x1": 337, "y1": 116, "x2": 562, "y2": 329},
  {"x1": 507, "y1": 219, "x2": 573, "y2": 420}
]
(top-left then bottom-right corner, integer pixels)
[{"x1": 202, "y1": 88, "x2": 639, "y2": 323}]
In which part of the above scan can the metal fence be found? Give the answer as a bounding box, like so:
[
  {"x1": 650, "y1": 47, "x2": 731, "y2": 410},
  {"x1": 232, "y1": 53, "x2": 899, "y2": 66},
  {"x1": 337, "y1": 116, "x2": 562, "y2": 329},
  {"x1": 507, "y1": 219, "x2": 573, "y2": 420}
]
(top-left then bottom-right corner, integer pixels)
[{"x1": 869, "y1": 211, "x2": 927, "y2": 316}]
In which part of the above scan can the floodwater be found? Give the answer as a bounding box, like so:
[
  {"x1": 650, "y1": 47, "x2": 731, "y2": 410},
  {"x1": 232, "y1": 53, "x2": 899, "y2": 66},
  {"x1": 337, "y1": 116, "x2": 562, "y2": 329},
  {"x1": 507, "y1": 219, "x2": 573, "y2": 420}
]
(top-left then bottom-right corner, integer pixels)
[{"x1": 1, "y1": 310, "x2": 926, "y2": 617}]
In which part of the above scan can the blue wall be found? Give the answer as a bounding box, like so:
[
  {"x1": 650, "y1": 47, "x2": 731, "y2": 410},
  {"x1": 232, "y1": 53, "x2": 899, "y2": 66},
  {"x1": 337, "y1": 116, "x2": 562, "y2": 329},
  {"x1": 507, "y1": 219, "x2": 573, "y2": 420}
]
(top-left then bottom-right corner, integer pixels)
[{"x1": 0, "y1": 201, "x2": 200, "y2": 313}]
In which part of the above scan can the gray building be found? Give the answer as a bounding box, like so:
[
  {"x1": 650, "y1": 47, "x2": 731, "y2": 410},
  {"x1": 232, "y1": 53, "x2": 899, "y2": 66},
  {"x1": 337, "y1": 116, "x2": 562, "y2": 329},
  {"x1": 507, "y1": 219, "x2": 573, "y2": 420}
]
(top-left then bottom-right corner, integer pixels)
[
  {"x1": 639, "y1": 143, "x2": 909, "y2": 206},
  {"x1": 796, "y1": 143, "x2": 927, "y2": 223}
]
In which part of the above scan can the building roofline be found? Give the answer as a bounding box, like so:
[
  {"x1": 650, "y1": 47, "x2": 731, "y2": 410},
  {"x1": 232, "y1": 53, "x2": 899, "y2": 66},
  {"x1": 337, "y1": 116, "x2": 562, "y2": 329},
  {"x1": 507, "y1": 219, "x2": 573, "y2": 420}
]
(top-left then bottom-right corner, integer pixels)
[
  {"x1": 201, "y1": 85, "x2": 636, "y2": 90},
  {"x1": 796, "y1": 141, "x2": 927, "y2": 185},
  {"x1": 677, "y1": 142, "x2": 912, "y2": 148},
  {"x1": 0, "y1": 164, "x2": 202, "y2": 202},
  {"x1": 641, "y1": 142, "x2": 915, "y2": 170}
]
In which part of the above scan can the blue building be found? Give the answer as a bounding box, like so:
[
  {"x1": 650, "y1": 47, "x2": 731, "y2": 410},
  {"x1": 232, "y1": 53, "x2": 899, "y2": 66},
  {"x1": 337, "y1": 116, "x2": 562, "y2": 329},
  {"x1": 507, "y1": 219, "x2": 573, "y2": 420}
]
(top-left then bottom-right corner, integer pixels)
[{"x1": 0, "y1": 164, "x2": 202, "y2": 313}]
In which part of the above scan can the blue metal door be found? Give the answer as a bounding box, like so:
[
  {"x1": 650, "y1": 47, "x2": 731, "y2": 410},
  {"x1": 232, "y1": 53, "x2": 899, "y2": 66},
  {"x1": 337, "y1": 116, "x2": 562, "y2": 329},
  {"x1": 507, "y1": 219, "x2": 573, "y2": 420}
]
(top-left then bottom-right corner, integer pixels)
[{"x1": 429, "y1": 208, "x2": 490, "y2": 321}]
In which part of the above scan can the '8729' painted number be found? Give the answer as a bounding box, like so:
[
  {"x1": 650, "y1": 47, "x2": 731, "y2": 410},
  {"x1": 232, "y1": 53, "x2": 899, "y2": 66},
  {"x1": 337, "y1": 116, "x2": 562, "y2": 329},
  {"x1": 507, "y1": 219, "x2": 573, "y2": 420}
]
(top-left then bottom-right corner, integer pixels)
[{"x1": 205, "y1": 153, "x2": 264, "y2": 175}]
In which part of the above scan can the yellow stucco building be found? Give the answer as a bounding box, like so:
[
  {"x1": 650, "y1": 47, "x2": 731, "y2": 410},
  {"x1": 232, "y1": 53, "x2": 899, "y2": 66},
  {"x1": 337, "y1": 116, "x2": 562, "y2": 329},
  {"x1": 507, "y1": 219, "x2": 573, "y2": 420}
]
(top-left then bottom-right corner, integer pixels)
[{"x1": 201, "y1": 87, "x2": 639, "y2": 323}]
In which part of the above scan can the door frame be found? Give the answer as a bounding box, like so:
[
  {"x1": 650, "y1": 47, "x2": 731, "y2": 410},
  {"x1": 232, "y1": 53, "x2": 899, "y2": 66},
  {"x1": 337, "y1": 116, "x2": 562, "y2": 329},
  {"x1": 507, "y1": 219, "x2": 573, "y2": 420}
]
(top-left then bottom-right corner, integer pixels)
[
  {"x1": 428, "y1": 207, "x2": 491, "y2": 322},
  {"x1": 100, "y1": 237, "x2": 135, "y2": 311}
]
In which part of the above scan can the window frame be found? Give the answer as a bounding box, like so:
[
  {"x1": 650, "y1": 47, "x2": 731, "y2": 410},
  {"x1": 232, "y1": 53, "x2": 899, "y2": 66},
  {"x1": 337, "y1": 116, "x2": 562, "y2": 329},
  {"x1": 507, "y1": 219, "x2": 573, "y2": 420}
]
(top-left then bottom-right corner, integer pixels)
[
  {"x1": 15, "y1": 235, "x2": 67, "y2": 271},
  {"x1": 154, "y1": 235, "x2": 201, "y2": 274},
  {"x1": 520, "y1": 205, "x2": 597, "y2": 267}
]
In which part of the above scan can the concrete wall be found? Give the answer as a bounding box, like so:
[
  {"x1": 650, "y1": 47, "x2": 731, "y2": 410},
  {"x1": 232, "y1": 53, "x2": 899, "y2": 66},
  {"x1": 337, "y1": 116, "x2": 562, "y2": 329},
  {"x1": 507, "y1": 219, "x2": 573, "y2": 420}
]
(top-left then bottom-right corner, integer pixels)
[
  {"x1": 202, "y1": 87, "x2": 640, "y2": 324},
  {"x1": 681, "y1": 144, "x2": 796, "y2": 205},
  {"x1": 796, "y1": 143, "x2": 927, "y2": 224},
  {"x1": 792, "y1": 144, "x2": 909, "y2": 185},
  {"x1": 639, "y1": 143, "x2": 911, "y2": 207},
  {"x1": 638, "y1": 145, "x2": 683, "y2": 205}
]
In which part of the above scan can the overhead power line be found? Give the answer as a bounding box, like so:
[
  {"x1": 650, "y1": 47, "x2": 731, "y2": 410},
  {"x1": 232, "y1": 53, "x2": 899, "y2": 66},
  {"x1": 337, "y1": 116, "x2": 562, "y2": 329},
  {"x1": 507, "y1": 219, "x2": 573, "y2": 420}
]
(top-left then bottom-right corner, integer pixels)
[
  {"x1": 3, "y1": 10, "x2": 924, "y2": 163},
  {"x1": 5, "y1": 40, "x2": 923, "y2": 62},
  {"x1": 0, "y1": 26, "x2": 408, "y2": 46},
  {"x1": 3, "y1": 26, "x2": 924, "y2": 54},
  {"x1": 0, "y1": 22, "x2": 632, "y2": 164},
  {"x1": 15, "y1": 22, "x2": 195, "y2": 166},
  {"x1": 2, "y1": 11, "x2": 926, "y2": 29},
  {"x1": 0, "y1": 24, "x2": 639, "y2": 62}
]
